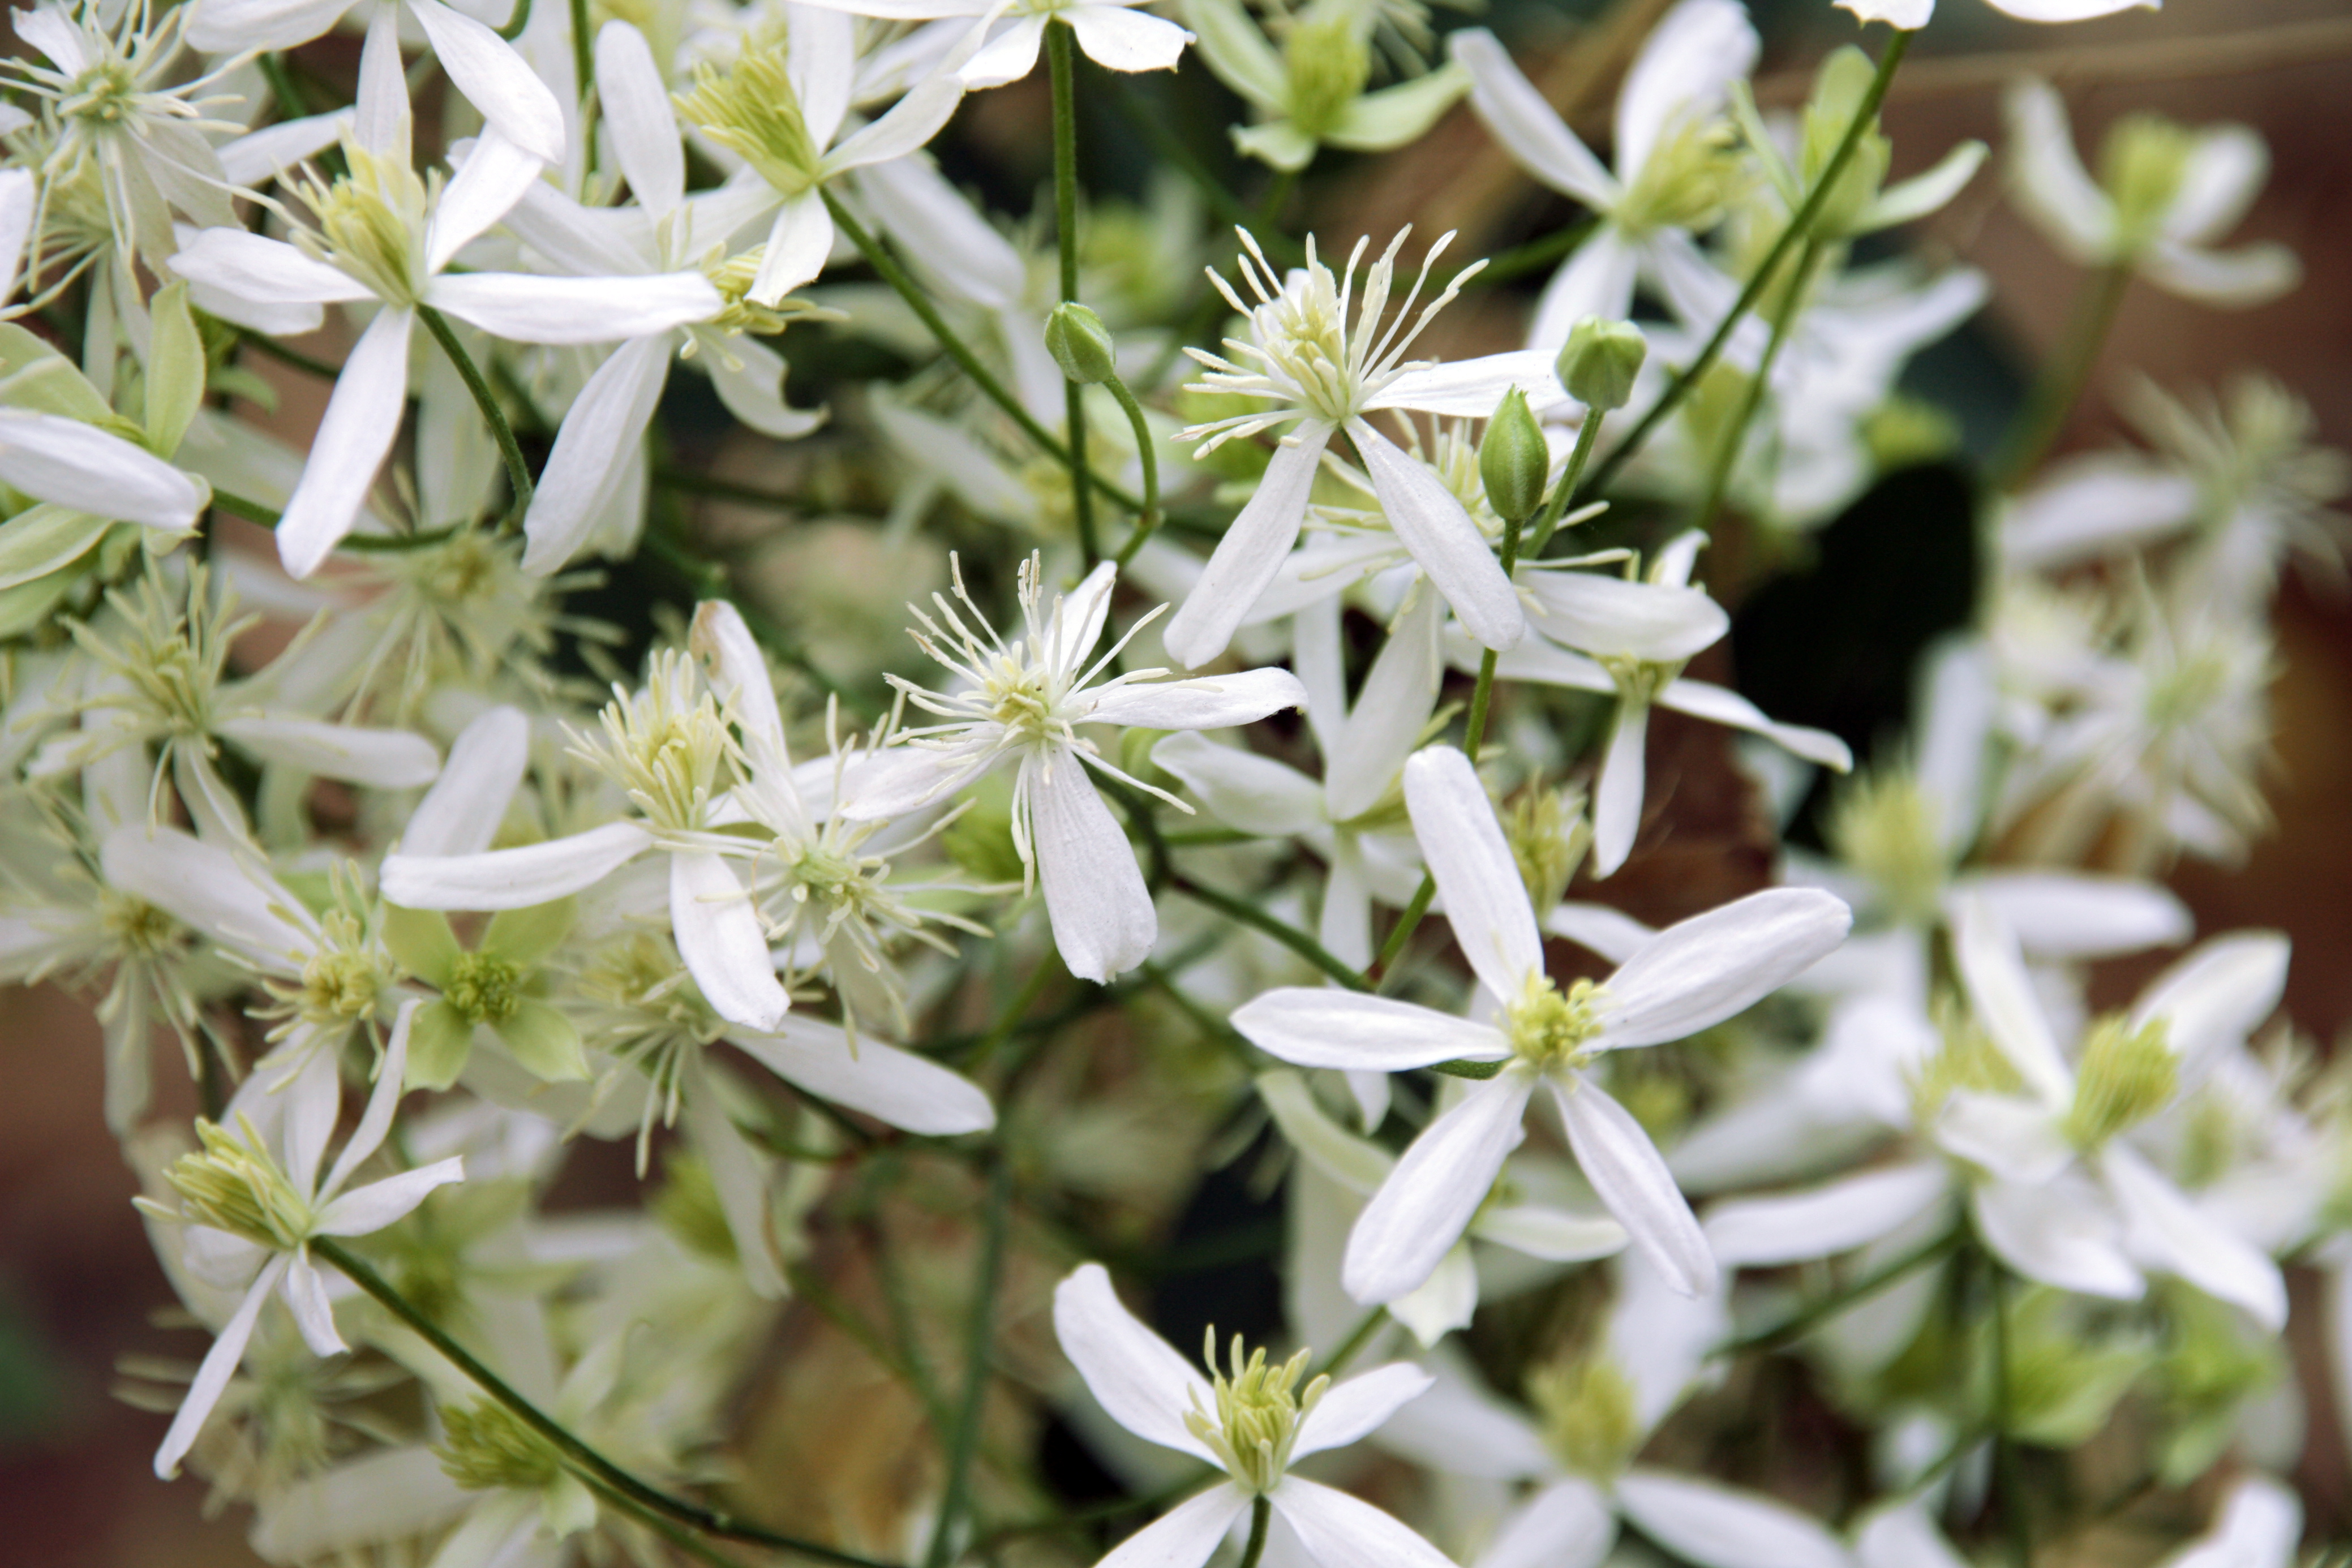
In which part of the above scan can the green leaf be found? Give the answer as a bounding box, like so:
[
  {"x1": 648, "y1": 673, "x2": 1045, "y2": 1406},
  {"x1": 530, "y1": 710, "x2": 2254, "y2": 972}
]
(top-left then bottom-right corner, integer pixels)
[
  {"x1": 493, "y1": 998, "x2": 589, "y2": 1083},
  {"x1": 405, "y1": 1001, "x2": 477, "y2": 1092},
  {"x1": 381, "y1": 903, "x2": 463, "y2": 987},
  {"x1": 144, "y1": 283, "x2": 205, "y2": 458},
  {"x1": 0, "y1": 504, "x2": 114, "y2": 592},
  {"x1": 482, "y1": 897, "x2": 577, "y2": 967},
  {"x1": 0, "y1": 325, "x2": 115, "y2": 425},
  {"x1": 0, "y1": 561, "x2": 86, "y2": 638}
]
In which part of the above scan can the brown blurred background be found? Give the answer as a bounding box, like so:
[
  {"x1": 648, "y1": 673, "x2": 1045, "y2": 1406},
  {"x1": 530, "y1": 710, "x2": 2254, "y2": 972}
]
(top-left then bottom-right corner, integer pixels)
[{"x1": 7, "y1": 0, "x2": 2352, "y2": 1561}]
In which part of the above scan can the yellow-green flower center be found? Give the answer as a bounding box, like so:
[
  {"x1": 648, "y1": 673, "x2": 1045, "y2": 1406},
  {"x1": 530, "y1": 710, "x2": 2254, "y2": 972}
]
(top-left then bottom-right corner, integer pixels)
[
  {"x1": 1616, "y1": 117, "x2": 1742, "y2": 235},
  {"x1": 1183, "y1": 1331, "x2": 1328, "y2": 1493},
  {"x1": 1505, "y1": 973, "x2": 1606, "y2": 1070},
  {"x1": 437, "y1": 1399, "x2": 565, "y2": 1491},
  {"x1": 162, "y1": 1115, "x2": 315, "y2": 1249},
  {"x1": 2098, "y1": 113, "x2": 2196, "y2": 252},
  {"x1": 1826, "y1": 770, "x2": 1945, "y2": 925},
  {"x1": 295, "y1": 910, "x2": 390, "y2": 1026},
  {"x1": 1528, "y1": 1354, "x2": 1639, "y2": 1480},
  {"x1": 578, "y1": 651, "x2": 733, "y2": 832},
  {"x1": 675, "y1": 42, "x2": 822, "y2": 198},
  {"x1": 445, "y1": 950, "x2": 525, "y2": 1025},
  {"x1": 1284, "y1": 12, "x2": 1372, "y2": 141},
  {"x1": 302, "y1": 146, "x2": 432, "y2": 306},
  {"x1": 2063, "y1": 1015, "x2": 2178, "y2": 1150}
]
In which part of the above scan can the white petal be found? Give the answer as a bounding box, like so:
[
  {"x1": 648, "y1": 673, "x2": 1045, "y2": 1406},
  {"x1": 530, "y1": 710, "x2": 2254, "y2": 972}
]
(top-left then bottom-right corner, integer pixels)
[
  {"x1": 2001, "y1": 461, "x2": 2201, "y2": 571},
  {"x1": 428, "y1": 130, "x2": 545, "y2": 274},
  {"x1": 1351, "y1": 420, "x2": 1521, "y2": 652},
  {"x1": 277, "y1": 306, "x2": 414, "y2": 579},
  {"x1": 351, "y1": 5, "x2": 409, "y2": 157},
  {"x1": 2164, "y1": 126, "x2": 2267, "y2": 246},
  {"x1": 0, "y1": 411, "x2": 205, "y2": 531},
  {"x1": 1368, "y1": 350, "x2": 1569, "y2": 419},
  {"x1": 1985, "y1": 0, "x2": 2151, "y2": 18},
  {"x1": 380, "y1": 822, "x2": 654, "y2": 908},
  {"x1": 409, "y1": 0, "x2": 566, "y2": 164},
  {"x1": 522, "y1": 334, "x2": 673, "y2": 574},
  {"x1": 1389, "y1": 1243, "x2": 1478, "y2": 1346},
  {"x1": 1528, "y1": 228, "x2": 1639, "y2": 354},
  {"x1": 672, "y1": 851, "x2": 789, "y2": 1032},
  {"x1": 280, "y1": 1249, "x2": 346, "y2": 1356},
  {"x1": 1344, "y1": 1073, "x2": 1535, "y2": 1304},
  {"x1": 321, "y1": 998, "x2": 418, "y2": 1196},
  {"x1": 1086, "y1": 668, "x2": 1308, "y2": 730},
  {"x1": 0, "y1": 168, "x2": 32, "y2": 302},
  {"x1": 857, "y1": 155, "x2": 1025, "y2": 309},
  {"x1": 1970, "y1": 1176, "x2": 2142, "y2": 1301},
  {"x1": 1067, "y1": 5, "x2": 1192, "y2": 72},
  {"x1": 2002, "y1": 80, "x2": 2111, "y2": 264},
  {"x1": 730, "y1": 1015, "x2": 995, "y2": 1135},
  {"x1": 751, "y1": 191, "x2": 835, "y2": 306},
  {"x1": 1474, "y1": 1479, "x2": 1617, "y2": 1568},
  {"x1": 2139, "y1": 240, "x2": 2299, "y2": 308},
  {"x1": 1948, "y1": 894, "x2": 2072, "y2": 1107},
  {"x1": 597, "y1": 21, "x2": 685, "y2": 214},
  {"x1": 1326, "y1": 586, "x2": 1441, "y2": 822},
  {"x1": 315, "y1": 1157, "x2": 466, "y2": 1235},
  {"x1": 1162, "y1": 427, "x2": 1329, "y2": 669},
  {"x1": 960, "y1": 16, "x2": 1046, "y2": 87},
  {"x1": 2162, "y1": 1475, "x2": 2302, "y2": 1568},
  {"x1": 1485, "y1": 634, "x2": 1616, "y2": 694},
  {"x1": 1613, "y1": 1471, "x2": 1846, "y2": 1568},
  {"x1": 216, "y1": 716, "x2": 439, "y2": 787},
  {"x1": 1703, "y1": 1161, "x2": 1949, "y2": 1267},
  {"x1": 1860, "y1": 140, "x2": 1988, "y2": 231},
  {"x1": 1404, "y1": 745, "x2": 1543, "y2": 1004},
  {"x1": 1097, "y1": 1488, "x2": 1251, "y2": 1568},
  {"x1": 1933, "y1": 1092, "x2": 2074, "y2": 1187},
  {"x1": 1612, "y1": 0, "x2": 1756, "y2": 182},
  {"x1": 101, "y1": 826, "x2": 313, "y2": 971},
  {"x1": 1656, "y1": 680, "x2": 1853, "y2": 769},
  {"x1": 1150, "y1": 733, "x2": 1323, "y2": 836},
  {"x1": 1234, "y1": 989, "x2": 1507, "y2": 1071},
  {"x1": 1590, "y1": 699, "x2": 1648, "y2": 878},
  {"x1": 1542, "y1": 901, "x2": 1655, "y2": 965},
  {"x1": 1269, "y1": 1477, "x2": 1455, "y2": 1568},
  {"x1": 1473, "y1": 1201, "x2": 1628, "y2": 1261},
  {"x1": 1852, "y1": 1503, "x2": 1972, "y2": 1568},
  {"x1": 2129, "y1": 931, "x2": 2289, "y2": 1083},
  {"x1": 426, "y1": 271, "x2": 720, "y2": 345},
  {"x1": 1293, "y1": 1363, "x2": 1432, "y2": 1457},
  {"x1": 1521, "y1": 571, "x2": 1726, "y2": 663},
  {"x1": 184, "y1": 0, "x2": 351, "y2": 55},
  {"x1": 168, "y1": 229, "x2": 374, "y2": 307},
  {"x1": 825, "y1": 78, "x2": 966, "y2": 169},
  {"x1": 1051, "y1": 1262, "x2": 1218, "y2": 1459},
  {"x1": 705, "y1": 333, "x2": 827, "y2": 440},
  {"x1": 154, "y1": 1257, "x2": 287, "y2": 1478},
  {"x1": 1376, "y1": 1366, "x2": 1552, "y2": 1481},
  {"x1": 1028, "y1": 755, "x2": 1154, "y2": 983},
  {"x1": 1259, "y1": 1069, "x2": 1395, "y2": 1195},
  {"x1": 1447, "y1": 30, "x2": 1616, "y2": 208},
  {"x1": 2103, "y1": 1144, "x2": 2286, "y2": 1331},
  {"x1": 1965, "y1": 871, "x2": 2190, "y2": 960},
  {"x1": 1598, "y1": 888, "x2": 1852, "y2": 1049},
  {"x1": 401, "y1": 706, "x2": 529, "y2": 857},
  {"x1": 1554, "y1": 1078, "x2": 1716, "y2": 1298},
  {"x1": 681, "y1": 1050, "x2": 788, "y2": 1298}
]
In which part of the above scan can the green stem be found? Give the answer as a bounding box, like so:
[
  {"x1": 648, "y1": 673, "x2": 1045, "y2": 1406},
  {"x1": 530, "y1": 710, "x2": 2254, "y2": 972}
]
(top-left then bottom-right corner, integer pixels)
[
  {"x1": 1690, "y1": 238, "x2": 1821, "y2": 536},
  {"x1": 1989, "y1": 1256, "x2": 2032, "y2": 1568},
  {"x1": 1170, "y1": 875, "x2": 1368, "y2": 991},
  {"x1": 1523, "y1": 405, "x2": 1607, "y2": 559},
  {"x1": 1988, "y1": 261, "x2": 2130, "y2": 492},
  {"x1": 1237, "y1": 1496, "x2": 1273, "y2": 1568},
  {"x1": 821, "y1": 190, "x2": 1143, "y2": 515},
  {"x1": 1713, "y1": 1226, "x2": 1962, "y2": 1357},
  {"x1": 589, "y1": 1480, "x2": 751, "y2": 1568},
  {"x1": 568, "y1": 0, "x2": 594, "y2": 102},
  {"x1": 1370, "y1": 877, "x2": 1436, "y2": 983},
  {"x1": 1460, "y1": 498, "x2": 1534, "y2": 763},
  {"x1": 1048, "y1": 22, "x2": 1100, "y2": 567},
  {"x1": 1311, "y1": 1307, "x2": 1388, "y2": 1380},
  {"x1": 416, "y1": 306, "x2": 533, "y2": 521},
  {"x1": 922, "y1": 1155, "x2": 1012, "y2": 1568},
  {"x1": 208, "y1": 488, "x2": 463, "y2": 553},
  {"x1": 1107, "y1": 375, "x2": 1162, "y2": 566},
  {"x1": 497, "y1": 0, "x2": 534, "y2": 41},
  {"x1": 237, "y1": 327, "x2": 340, "y2": 381},
  {"x1": 1578, "y1": 25, "x2": 1912, "y2": 504},
  {"x1": 1258, "y1": 168, "x2": 1296, "y2": 229},
  {"x1": 311, "y1": 1238, "x2": 895, "y2": 1568}
]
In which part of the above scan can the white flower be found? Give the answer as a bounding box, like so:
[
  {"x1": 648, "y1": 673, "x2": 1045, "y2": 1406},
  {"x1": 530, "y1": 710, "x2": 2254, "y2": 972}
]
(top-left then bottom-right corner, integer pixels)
[
  {"x1": 1168, "y1": 228, "x2": 1565, "y2": 667},
  {"x1": 1462, "y1": 534, "x2": 1851, "y2": 877},
  {"x1": 0, "y1": 407, "x2": 209, "y2": 537},
  {"x1": 141, "y1": 998, "x2": 465, "y2": 1478},
  {"x1": 1180, "y1": 0, "x2": 1466, "y2": 172},
  {"x1": 380, "y1": 646, "x2": 792, "y2": 1034},
  {"x1": 1449, "y1": 2, "x2": 1756, "y2": 353},
  {"x1": 501, "y1": 20, "x2": 825, "y2": 575},
  {"x1": 1840, "y1": 0, "x2": 2149, "y2": 41},
  {"x1": 795, "y1": 0, "x2": 1194, "y2": 89},
  {"x1": 1926, "y1": 897, "x2": 2291, "y2": 1328},
  {"x1": 1051, "y1": 1261, "x2": 1453, "y2": 1568},
  {"x1": 840, "y1": 553, "x2": 1307, "y2": 983},
  {"x1": 1232, "y1": 745, "x2": 1851, "y2": 1302},
  {"x1": 169, "y1": 10, "x2": 720, "y2": 578},
  {"x1": 2005, "y1": 78, "x2": 2297, "y2": 308}
]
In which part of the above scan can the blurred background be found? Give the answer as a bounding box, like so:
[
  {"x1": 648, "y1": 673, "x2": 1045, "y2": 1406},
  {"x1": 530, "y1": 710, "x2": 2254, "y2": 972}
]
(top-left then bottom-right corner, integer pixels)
[{"x1": 5, "y1": 0, "x2": 2351, "y2": 1560}]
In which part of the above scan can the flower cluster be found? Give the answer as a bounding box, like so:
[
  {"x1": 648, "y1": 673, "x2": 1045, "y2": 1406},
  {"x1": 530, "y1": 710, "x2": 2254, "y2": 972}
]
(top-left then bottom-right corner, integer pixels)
[{"x1": 2, "y1": 0, "x2": 2341, "y2": 1565}]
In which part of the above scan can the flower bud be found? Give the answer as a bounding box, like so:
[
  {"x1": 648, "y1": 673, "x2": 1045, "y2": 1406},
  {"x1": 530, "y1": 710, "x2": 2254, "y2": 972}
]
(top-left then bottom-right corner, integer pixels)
[
  {"x1": 1045, "y1": 302, "x2": 1118, "y2": 385},
  {"x1": 1478, "y1": 388, "x2": 1548, "y2": 523},
  {"x1": 1556, "y1": 317, "x2": 1646, "y2": 412}
]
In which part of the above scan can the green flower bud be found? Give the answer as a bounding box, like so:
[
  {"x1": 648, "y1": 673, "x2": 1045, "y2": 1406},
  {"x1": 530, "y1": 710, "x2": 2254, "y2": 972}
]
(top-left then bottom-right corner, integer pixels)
[
  {"x1": 1557, "y1": 317, "x2": 1647, "y2": 412},
  {"x1": 1478, "y1": 387, "x2": 1548, "y2": 524},
  {"x1": 1045, "y1": 302, "x2": 1119, "y2": 385}
]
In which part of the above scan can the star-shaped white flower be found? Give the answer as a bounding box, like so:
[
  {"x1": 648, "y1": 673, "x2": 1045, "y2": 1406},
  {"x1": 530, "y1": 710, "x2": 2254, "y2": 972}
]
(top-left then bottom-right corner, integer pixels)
[
  {"x1": 1051, "y1": 1262, "x2": 1452, "y2": 1568},
  {"x1": 1233, "y1": 745, "x2": 1851, "y2": 1303}
]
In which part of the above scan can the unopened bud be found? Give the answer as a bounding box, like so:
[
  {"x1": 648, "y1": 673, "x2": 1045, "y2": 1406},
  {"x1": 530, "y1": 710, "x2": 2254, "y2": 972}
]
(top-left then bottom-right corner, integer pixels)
[
  {"x1": 1046, "y1": 302, "x2": 1118, "y2": 384},
  {"x1": 1557, "y1": 317, "x2": 1646, "y2": 412},
  {"x1": 1479, "y1": 388, "x2": 1548, "y2": 524}
]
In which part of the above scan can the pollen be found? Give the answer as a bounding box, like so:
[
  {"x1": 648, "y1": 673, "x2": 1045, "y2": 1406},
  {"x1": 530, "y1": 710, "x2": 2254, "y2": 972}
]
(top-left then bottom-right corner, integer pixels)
[
  {"x1": 1183, "y1": 1330, "x2": 1328, "y2": 1493},
  {"x1": 1504, "y1": 973, "x2": 1607, "y2": 1070}
]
